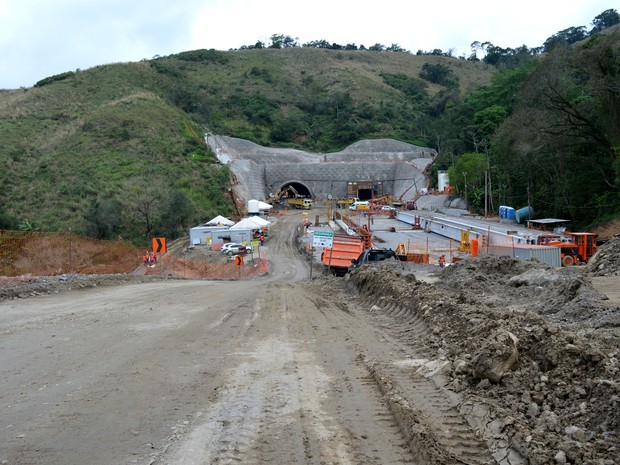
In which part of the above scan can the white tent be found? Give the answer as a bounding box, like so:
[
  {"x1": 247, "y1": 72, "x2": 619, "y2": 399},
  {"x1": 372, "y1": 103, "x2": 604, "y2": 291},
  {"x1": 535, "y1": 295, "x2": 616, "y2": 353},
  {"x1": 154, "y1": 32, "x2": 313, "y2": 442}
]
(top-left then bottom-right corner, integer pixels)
[
  {"x1": 205, "y1": 215, "x2": 234, "y2": 226},
  {"x1": 257, "y1": 200, "x2": 273, "y2": 211},
  {"x1": 230, "y1": 217, "x2": 271, "y2": 230},
  {"x1": 249, "y1": 216, "x2": 270, "y2": 226}
]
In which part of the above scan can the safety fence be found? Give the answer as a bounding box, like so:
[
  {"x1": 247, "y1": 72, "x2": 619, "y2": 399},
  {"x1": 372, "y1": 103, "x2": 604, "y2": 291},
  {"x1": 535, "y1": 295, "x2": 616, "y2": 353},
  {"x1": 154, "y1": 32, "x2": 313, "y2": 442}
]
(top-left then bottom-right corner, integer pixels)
[{"x1": 0, "y1": 230, "x2": 143, "y2": 277}]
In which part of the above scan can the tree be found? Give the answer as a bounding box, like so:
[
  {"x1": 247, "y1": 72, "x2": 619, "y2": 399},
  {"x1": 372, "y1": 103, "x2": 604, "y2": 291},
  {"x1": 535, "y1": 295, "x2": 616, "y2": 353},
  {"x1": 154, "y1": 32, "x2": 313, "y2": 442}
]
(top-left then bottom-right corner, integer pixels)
[
  {"x1": 447, "y1": 153, "x2": 487, "y2": 209},
  {"x1": 84, "y1": 197, "x2": 124, "y2": 239},
  {"x1": 590, "y1": 9, "x2": 620, "y2": 35},
  {"x1": 124, "y1": 178, "x2": 166, "y2": 239},
  {"x1": 160, "y1": 190, "x2": 193, "y2": 238},
  {"x1": 490, "y1": 28, "x2": 620, "y2": 223},
  {"x1": 0, "y1": 208, "x2": 18, "y2": 230},
  {"x1": 543, "y1": 26, "x2": 588, "y2": 52},
  {"x1": 269, "y1": 34, "x2": 298, "y2": 48}
]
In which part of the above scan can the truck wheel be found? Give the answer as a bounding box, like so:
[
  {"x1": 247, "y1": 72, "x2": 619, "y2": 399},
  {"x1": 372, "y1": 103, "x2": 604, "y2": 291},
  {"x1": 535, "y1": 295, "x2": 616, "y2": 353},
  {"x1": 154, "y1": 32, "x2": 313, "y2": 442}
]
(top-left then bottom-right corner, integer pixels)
[{"x1": 562, "y1": 255, "x2": 574, "y2": 267}]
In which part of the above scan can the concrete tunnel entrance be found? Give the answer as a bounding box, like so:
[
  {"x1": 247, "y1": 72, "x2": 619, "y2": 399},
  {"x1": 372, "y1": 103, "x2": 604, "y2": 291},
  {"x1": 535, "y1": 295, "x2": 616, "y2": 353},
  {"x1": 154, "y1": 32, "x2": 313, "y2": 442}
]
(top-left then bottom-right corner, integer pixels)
[{"x1": 277, "y1": 181, "x2": 312, "y2": 198}]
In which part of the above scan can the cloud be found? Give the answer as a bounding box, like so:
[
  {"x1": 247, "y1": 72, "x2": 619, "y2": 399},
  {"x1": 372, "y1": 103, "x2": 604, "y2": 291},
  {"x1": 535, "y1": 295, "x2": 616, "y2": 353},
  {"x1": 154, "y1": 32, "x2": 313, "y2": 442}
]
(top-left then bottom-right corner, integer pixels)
[{"x1": 0, "y1": 0, "x2": 615, "y2": 88}]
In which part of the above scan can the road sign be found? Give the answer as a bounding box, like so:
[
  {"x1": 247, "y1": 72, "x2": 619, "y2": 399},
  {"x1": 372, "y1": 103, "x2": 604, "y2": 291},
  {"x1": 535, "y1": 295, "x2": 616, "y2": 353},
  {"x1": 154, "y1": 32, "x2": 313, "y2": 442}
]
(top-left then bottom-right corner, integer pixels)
[
  {"x1": 152, "y1": 237, "x2": 166, "y2": 253},
  {"x1": 312, "y1": 230, "x2": 334, "y2": 248}
]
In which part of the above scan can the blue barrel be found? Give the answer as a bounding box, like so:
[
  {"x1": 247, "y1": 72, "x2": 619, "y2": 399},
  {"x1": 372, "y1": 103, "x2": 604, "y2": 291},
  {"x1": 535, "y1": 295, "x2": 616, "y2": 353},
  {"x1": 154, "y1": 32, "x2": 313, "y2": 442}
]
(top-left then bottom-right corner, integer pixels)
[{"x1": 515, "y1": 206, "x2": 534, "y2": 224}]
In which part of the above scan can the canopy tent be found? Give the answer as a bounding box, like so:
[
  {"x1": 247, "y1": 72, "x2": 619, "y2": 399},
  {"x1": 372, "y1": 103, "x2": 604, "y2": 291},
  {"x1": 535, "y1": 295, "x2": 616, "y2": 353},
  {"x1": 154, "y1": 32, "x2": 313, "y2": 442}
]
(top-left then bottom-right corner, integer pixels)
[
  {"x1": 230, "y1": 217, "x2": 271, "y2": 230},
  {"x1": 249, "y1": 216, "x2": 270, "y2": 226},
  {"x1": 205, "y1": 215, "x2": 235, "y2": 226},
  {"x1": 257, "y1": 200, "x2": 273, "y2": 211}
]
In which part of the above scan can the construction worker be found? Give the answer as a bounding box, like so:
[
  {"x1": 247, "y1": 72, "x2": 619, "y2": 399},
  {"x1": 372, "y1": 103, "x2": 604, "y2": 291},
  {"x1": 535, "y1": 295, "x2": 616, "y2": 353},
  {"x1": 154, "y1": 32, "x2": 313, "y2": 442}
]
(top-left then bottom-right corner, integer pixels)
[
  {"x1": 260, "y1": 234, "x2": 264, "y2": 246},
  {"x1": 439, "y1": 255, "x2": 446, "y2": 268}
]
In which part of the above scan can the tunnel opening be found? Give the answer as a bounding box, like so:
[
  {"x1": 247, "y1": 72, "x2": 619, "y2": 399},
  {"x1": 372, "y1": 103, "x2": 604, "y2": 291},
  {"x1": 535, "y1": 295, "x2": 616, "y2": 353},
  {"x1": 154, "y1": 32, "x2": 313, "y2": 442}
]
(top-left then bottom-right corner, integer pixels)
[
  {"x1": 358, "y1": 189, "x2": 373, "y2": 201},
  {"x1": 275, "y1": 182, "x2": 312, "y2": 198}
]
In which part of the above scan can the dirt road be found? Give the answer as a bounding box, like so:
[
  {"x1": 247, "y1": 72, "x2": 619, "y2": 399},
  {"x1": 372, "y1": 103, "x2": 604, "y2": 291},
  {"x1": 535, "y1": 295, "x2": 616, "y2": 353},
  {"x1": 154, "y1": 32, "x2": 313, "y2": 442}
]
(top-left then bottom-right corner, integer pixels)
[
  {"x1": 2, "y1": 212, "x2": 618, "y2": 465},
  {"x1": 0, "y1": 213, "x2": 501, "y2": 465}
]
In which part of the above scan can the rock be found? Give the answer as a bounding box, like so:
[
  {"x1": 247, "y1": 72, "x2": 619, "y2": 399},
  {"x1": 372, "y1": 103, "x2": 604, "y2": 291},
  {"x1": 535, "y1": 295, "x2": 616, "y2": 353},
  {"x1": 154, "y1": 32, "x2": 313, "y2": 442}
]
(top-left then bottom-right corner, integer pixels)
[
  {"x1": 476, "y1": 378, "x2": 491, "y2": 389},
  {"x1": 454, "y1": 359, "x2": 468, "y2": 374},
  {"x1": 554, "y1": 450, "x2": 567, "y2": 464},
  {"x1": 565, "y1": 425, "x2": 587, "y2": 442},
  {"x1": 471, "y1": 330, "x2": 519, "y2": 382},
  {"x1": 527, "y1": 402, "x2": 540, "y2": 418}
]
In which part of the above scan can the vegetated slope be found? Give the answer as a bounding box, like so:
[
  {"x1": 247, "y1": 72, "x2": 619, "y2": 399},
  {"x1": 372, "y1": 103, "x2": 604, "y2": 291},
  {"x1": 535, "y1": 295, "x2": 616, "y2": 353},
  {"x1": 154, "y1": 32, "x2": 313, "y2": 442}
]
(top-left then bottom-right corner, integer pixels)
[
  {"x1": 0, "y1": 62, "x2": 233, "y2": 242},
  {"x1": 0, "y1": 49, "x2": 494, "y2": 242},
  {"x1": 152, "y1": 48, "x2": 493, "y2": 150}
]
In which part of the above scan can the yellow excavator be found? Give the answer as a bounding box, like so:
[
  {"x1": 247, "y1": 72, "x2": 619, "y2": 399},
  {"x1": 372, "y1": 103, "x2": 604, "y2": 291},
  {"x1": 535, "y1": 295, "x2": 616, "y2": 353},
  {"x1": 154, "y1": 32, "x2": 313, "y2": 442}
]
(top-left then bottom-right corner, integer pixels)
[{"x1": 268, "y1": 185, "x2": 299, "y2": 204}]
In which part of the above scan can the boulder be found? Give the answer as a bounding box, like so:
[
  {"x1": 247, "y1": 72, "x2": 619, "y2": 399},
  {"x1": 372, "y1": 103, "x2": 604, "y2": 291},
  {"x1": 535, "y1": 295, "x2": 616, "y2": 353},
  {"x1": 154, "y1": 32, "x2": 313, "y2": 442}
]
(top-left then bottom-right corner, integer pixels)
[{"x1": 471, "y1": 330, "x2": 519, "y2": 383}]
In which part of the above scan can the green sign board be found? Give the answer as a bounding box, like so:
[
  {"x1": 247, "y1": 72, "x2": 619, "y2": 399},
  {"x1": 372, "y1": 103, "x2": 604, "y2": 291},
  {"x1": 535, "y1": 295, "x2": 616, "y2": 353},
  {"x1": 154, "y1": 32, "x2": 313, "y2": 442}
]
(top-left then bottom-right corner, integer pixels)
[{"x1": 312, "y1": 230, "x2": 334, "y2": 248}]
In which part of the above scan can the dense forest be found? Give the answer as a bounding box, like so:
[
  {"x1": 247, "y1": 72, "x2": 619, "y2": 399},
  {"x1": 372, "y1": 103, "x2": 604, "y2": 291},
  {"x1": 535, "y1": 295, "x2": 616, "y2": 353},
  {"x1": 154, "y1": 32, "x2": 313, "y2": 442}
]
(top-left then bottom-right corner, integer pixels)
[{"x1": 0, "y1": 9, "x2": 618, "y2": 244}]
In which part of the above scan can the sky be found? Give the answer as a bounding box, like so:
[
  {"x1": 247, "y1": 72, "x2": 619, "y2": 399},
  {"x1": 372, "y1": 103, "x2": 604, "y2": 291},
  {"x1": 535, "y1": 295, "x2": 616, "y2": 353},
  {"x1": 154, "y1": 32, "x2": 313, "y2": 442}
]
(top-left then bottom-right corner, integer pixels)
[{"x1": 0, "y1": 0, "x2": 615, "y2": 89}]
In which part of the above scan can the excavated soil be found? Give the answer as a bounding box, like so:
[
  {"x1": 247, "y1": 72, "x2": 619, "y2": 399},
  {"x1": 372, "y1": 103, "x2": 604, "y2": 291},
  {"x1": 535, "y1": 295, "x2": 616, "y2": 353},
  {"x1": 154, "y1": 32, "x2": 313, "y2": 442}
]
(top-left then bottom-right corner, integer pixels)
[
  {"x1": 346, "y1": 255, "x2": 619, "y2": 465},
  {"x1": 587, "y1": 234, "x2": 620, "y2": 277}
]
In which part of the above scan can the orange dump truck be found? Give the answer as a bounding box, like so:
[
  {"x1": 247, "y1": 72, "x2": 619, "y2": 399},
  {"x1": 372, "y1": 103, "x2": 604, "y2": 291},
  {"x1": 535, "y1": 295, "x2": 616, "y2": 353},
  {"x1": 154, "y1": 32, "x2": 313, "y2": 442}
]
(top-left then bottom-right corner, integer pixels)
[
  {"x1": 538, "y1": 232, "x2": 598, "y2": 266},
  {"x1": 321, "y1": 235, "x2": 365, "y2": 276}
]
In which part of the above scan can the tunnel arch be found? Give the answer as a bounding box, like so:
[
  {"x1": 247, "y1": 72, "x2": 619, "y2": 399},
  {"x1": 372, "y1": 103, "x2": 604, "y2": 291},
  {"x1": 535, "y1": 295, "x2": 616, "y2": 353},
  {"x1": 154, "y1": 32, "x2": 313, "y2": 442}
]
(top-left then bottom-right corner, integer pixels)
[{"x1": 274, "y1": 181, "x2": 313, "y2": 198}]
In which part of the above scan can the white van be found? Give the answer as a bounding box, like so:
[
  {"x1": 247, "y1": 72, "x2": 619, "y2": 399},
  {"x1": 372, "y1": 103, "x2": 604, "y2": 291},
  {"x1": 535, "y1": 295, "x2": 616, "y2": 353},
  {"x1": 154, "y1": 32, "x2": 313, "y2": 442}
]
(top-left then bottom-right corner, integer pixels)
[{"x1": 349, "y1": 201, "x2": 370, "y2": 211}]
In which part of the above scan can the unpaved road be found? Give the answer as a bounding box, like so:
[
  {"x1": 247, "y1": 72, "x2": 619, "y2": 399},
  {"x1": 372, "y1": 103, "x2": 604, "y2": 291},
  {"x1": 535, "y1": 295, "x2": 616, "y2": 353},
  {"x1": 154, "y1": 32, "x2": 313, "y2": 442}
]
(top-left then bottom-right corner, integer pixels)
[{"x1": 0, "y1": 212, "x2": 503, "y2": 465}]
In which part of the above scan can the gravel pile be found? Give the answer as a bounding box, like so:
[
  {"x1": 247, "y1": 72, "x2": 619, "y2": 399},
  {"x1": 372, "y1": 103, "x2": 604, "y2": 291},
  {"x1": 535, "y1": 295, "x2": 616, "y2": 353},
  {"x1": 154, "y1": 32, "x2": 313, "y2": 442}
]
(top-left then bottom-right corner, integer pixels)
[{"x1": 587, "y1": 234, "x2": 620, "y2": 276}]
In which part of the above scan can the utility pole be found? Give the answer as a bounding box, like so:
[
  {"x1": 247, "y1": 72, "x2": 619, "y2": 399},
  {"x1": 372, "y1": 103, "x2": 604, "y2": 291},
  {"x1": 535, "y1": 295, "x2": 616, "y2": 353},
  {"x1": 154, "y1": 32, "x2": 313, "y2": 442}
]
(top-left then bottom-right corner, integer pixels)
[
  {"x1": 463, "y1": 171, "x2": 468, "y2": 210},
  {"x1": 484, "y1": 170, "x2": 488, "y2": 217}
]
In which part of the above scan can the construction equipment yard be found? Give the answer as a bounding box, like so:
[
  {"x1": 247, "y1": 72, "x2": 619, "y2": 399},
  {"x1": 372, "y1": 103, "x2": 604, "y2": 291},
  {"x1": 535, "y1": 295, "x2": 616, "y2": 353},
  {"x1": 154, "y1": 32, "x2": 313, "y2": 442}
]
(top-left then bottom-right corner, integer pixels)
[{"x1": 1, "y1": 207, "x2": 619, "y2": 465}]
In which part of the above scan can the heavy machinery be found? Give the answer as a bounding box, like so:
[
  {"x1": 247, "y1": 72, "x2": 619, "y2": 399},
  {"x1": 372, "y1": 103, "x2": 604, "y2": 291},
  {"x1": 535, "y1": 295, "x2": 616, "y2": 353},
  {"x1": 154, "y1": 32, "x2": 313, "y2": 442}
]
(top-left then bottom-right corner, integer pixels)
[
  {"x1": 392, "y1": 180, "x2": 420, "y2": 210},
  {"x1": 335, "y1": 197, "x2": 359, "y2": 208},
  {"x1": 269, "y1": 185, "x2": 299, "y2": 204},
  {"x1": 349, "y1": 248, "x2": 398, "y2": 271},
  {"x1": 287, "y1": 197, "x2": 313, "y2": 210},
  {"x1": 321, "y1": 235, "x2": 365, "y2": 276},
  {"x1": 538, "y1": 232, "x2": 598, "y2": 266}
]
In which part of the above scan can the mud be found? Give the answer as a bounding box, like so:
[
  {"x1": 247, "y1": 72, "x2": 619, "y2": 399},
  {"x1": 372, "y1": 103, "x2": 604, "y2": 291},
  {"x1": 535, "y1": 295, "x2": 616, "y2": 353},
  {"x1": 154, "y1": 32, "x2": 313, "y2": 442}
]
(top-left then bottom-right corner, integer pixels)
[{"x1": 347, "y1": 256, "x2": 619, "y2": 465}]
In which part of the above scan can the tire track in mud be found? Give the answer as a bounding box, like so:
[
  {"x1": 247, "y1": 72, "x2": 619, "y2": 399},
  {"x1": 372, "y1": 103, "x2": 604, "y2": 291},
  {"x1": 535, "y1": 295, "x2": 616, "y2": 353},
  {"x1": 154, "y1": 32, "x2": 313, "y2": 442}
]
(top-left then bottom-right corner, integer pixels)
[
  {"x1": 310, "y1": 288, "x2": 500, "y2": 465},
  {"x1": 160, "y1": 284, "x2": 363, "y2": 464}
]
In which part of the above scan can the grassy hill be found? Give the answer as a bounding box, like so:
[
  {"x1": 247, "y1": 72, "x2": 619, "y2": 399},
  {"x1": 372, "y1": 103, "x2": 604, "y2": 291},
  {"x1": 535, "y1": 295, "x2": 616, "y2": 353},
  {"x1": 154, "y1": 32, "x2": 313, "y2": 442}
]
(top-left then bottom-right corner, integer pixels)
[{"x1": 0, "y1": 49, "x2": 494, "y2": 243}]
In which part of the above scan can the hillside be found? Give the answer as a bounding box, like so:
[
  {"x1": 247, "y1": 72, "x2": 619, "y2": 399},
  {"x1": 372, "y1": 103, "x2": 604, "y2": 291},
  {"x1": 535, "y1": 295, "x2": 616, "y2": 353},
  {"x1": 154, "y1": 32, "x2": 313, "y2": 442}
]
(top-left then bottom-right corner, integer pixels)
[{"x1": 0, "y1": 49, "x2": 494, "y2": 243}]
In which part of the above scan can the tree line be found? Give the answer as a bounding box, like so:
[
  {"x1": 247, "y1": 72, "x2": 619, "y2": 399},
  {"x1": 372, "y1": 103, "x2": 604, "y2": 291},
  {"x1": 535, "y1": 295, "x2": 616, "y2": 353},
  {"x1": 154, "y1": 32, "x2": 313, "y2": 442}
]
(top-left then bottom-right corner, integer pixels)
[{"x1": 236, "y1": 9, "x2": 619, "y2": 69}]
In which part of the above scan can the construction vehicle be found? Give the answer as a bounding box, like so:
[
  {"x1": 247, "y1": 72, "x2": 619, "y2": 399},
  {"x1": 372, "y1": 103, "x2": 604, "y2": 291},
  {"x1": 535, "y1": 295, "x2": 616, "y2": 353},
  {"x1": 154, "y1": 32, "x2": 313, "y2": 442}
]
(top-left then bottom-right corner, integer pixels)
[
  {"x1": 268, "y1": 185, "x2": 299, "y2": 204},
  {"x1": 335, "y1": 197, "x2": 359, "y2": 208},
  {"x1": 538, "y1": 232, "x2": 598, "y2": 266},
  {"x1": 392, "y1": 180, "x2": 420, "y2": 210},
  {"x1": 349, "y1": 201, "x2": 370, "y2": 211},
  {"x1": 349, "y1": 248, "x2": 398, "y2": 271},
  {"x1": 368, "y1": 195, "x2": 395, "y2": 208},
  {"x1": 287, "y1": 197, "x2": 313, "y2": 210},
  {"x1": 321, "y1": 235, "x2": 365, "y2": 276}
]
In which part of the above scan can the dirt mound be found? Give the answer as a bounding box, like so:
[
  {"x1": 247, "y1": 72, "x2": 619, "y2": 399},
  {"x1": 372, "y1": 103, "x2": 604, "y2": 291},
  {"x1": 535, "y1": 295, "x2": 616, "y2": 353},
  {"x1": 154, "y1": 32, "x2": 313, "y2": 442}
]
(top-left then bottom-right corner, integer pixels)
[
  {"x1": 438, "y1": 255, "x2": 619, "y2": 327},
  {"x1": 0, "y1": 274, "x2": 169, "y2": 302},
  {"x1": 588, "y1": 234, "x2": 620, "y2": 277},
  {"x1": 348, "y1": 258, "x2": 620, "y2": 465}
]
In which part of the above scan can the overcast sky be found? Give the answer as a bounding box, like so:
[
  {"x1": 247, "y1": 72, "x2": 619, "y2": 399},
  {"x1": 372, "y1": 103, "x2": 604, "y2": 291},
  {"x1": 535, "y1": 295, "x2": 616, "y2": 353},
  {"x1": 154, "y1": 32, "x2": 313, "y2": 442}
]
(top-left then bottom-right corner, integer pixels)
[{"x1": 0, "y1": 0, "x2": 615, "y2": 89}]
